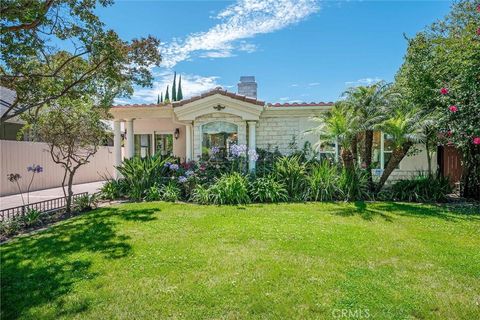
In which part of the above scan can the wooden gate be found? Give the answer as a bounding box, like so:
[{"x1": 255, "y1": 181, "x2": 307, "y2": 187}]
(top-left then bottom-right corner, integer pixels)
[{"x1": 438, "y1": 145, "x2": 463, "y2": 183}]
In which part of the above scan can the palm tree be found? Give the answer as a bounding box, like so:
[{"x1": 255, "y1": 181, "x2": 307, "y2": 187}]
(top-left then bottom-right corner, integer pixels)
[
  {"x1": 343, "y1": 82, "x2": 398, "y2": 187},
  {"x1": 375, "y1": 108, "x2": 425, "y2": 190},
  {"x1": 311, "y1": 103, "x2": 359, "y2": 169}
]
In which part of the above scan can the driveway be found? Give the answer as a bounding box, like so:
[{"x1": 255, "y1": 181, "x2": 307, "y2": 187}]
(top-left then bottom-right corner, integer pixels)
[{"x1": 0, "y1": 181, "x2": 105, "y2": 210}]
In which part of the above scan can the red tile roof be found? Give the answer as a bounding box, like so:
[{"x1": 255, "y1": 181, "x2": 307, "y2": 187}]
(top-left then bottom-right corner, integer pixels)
[
  {"x1": 267, "y1": 102, "x2": 334, "y2": 107},
  {"x1": 172, "y1": 87, "x2": 265, "y2": 107},
  {"x1": 111, "y1": 103, "x2": 170, "y2": 109}
]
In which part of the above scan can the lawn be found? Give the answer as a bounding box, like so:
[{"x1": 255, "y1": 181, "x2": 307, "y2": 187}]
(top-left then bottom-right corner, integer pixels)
[{"x1": 1, "y1": 202, "x2": 479, "y2": 319}]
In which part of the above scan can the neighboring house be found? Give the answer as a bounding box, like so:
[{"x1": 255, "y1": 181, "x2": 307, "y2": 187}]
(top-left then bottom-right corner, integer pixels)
[
  {"x1": 0, "y1": 86, "x2": 24, "y2": 141},
  {"x1": 110, "y1": 76, "x2": 442, "y2": 181}
]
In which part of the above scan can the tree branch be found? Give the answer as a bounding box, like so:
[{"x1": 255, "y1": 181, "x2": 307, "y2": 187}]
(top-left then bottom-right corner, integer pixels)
[{"x1": 4, "y1": 0, "x2": 56, "y2": 32}]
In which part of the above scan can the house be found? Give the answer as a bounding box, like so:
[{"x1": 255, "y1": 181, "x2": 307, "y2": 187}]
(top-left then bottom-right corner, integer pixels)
[
  {"x1": 110, "y1": 76, "x2": 437, "y2": 180},
  {"x1": 0, "y1": 86, "x2": 24, "y2": 140}
]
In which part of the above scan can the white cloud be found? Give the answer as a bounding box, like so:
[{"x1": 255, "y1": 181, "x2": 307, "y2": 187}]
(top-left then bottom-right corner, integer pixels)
[
  {"x1": 128, "y1": 71, "x2": 222, "y2": 104},
  {"x1": 290, "y1": 84, "x2": 299, "y2": 87},
  {"x1": 345, "y1": 77, "x2": 382, "y2": 87},
  {"x1": 200, "y1": 50, "x2": 235, "y2": 59},
  {"x1": 160, "y1": 0, "x2": 319, "y2": 67},
  {"x1": 308, "y1": 82, "x2": 320, "y2": 86},
  {"x1": 279, "y1": 97, "x2": 290, "y2": 101}
]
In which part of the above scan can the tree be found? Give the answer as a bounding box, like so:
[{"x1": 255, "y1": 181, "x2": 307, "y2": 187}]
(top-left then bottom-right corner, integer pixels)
[
  {"x1": 396, "y1": 0, "x2": 480, "y2": 199},
  {"x1": 177, "y1": 75, "x2": 183, "y2": 100},
  {"x1": 164, "y1": 85, "x2": 170, "y2": 102},
  {"x1": 312, "y1": 103, "x2": 358, "y2": 169},
  {"x1": 26, "y1": 98, "x2": 109, "y2": 213},
  {"x1": 375, "y1": 108, "x2": 425, "y2": 190},
  {"x1": 1, "y1": 0, "x2": 161, "y2": 122},
  {"x1": 342, "y1": 82, "x2": 397, "y2": 188},
  {"x1": 160, "y1": 92, "x2": 163, "y2": 103},
  {"x1": 157, "y1": 94, "x2": 160, "y2": 104},
  {"x1": 172, "y1": 72, "x2": 177, "y2": 102}
]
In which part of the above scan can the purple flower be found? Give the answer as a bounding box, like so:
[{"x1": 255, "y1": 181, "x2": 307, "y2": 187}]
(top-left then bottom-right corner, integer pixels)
[
  {"x1": 185, "y1": 170, "x2": 194, "y2": 177},
  {"x1": 230, "y1": 144, "x2": 247, "y2": 157},
  {"x1": 7, "y1": 173, "x2": 21, "y2": 183},
  {"x1": 169, "y1": 164, "x2": 179, "y2": 171},
  {"x1": 178, "y1": 176, "x2": 187, "y2": 183},
  {"x1": 210, "y1": 146, "x2": 220, "y2": 154},
  {"x1": 248, "y1": 149, "x2": 259, "y2": 161},
  {"x1": 27, "y1": 164, "x2": 43, "y2": 173}
]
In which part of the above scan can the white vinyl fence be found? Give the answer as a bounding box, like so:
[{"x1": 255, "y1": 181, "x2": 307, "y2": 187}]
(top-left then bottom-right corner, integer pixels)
[{"x1": 0, "y1": 140, "x2": 116, "y2": 196}]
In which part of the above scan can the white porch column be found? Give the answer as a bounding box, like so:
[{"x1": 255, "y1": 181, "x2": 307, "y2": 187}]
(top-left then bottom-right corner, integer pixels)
[
  {"x1": 113, "y1": 120, "x2": 122, "y2": 178},
  {"x1": 380, "y1": 132, "x2": 385, "y2": 170},
  {"x1": 185, "y1": 124, "x2": 192, "y2": 162},
  {"x1": 125, "y1": 119, "x2": 135, "y2": 159},
  {"x1": 248, "y1": 121, "x2": 256, "y2": 172}
]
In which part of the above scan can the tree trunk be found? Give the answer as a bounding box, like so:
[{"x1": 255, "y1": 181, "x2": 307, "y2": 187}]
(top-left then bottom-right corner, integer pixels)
[
  {"x1": 351, "y1": 134, "x2": 358, "y2": 168},
  {"x1": 65, "y1": 170, "x2": 76, "y2": 213},
  {"x1": 364, "y1": 130, "x2": 374, "y2": 190},
  {"x1": 377, "y1": 142, "x2": 412, "y2": 191},
  {"x1": 341, "y1": 147, "x2": 354, "y2": 171},
  {"x1": 426, "y1": 140, "x2": 432, "y2": 176}
]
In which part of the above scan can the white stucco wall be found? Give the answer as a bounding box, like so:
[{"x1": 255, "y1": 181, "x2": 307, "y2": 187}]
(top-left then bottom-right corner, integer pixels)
[{"x1": 131, "y1": 118, "x2": 186, "y2": 160}]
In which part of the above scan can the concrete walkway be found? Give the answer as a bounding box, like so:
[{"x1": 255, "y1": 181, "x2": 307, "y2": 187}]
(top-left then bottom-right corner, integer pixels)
[{"x1": 0, "y1": 181, "x2": 105, "y2": 210}]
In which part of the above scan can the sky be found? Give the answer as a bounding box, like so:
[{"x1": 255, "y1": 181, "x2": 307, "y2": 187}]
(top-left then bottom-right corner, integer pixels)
[{"x1": 96, "y1": 0, "x2": 453, "y2": 105}]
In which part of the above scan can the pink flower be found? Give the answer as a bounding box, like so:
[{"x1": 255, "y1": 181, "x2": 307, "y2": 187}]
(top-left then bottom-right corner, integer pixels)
[
  {"x1": 440, "y1": 87, "x2": 449, "y2": 95},
  {"x1": 477, "y1": 4, "x2": 480, "y2": 12},
  {"x1": 446, "y1": 130, "x2": 452, "y2": 137},
  {"x1": 449, "y1": 105, "x2": 458, "y2": 112},
  {"x1": 477, "y1": 28, "x2": 480, "y2": 36},
  {"x1": 473, "y1": 137, "x2": 480, "y2": 145}
]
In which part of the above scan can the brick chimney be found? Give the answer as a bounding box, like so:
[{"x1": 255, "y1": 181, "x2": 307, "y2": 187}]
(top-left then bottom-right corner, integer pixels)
[{"x1": 237, "y1": 76, "x2": 257, "y2": 98}]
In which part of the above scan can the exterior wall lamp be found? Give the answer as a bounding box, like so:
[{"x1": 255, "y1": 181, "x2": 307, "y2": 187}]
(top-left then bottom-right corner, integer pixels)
[{"x1": 174, "y1": 128, "x2": 180, "y2": 140}]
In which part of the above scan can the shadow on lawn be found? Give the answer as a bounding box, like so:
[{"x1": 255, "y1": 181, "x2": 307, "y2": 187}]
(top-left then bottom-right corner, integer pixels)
[
  {"x1": 333, "y1": 201, "x2": 479, "y2": 222},
  {"x1": 0, "y1": 206, "x2": 158, "y2": 319}
]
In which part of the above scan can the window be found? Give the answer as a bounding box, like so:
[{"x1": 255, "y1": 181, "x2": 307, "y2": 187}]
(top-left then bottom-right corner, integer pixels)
[
  {"x1": 134, "y1": 134, "x2": 151, "y2": 158},
  {"x1": 202, "y1": 121, "x2": 238, "y2": 158},
  {"x1": 317, "y1": 141, "x2": 336, "y2": 162},
  {"x1": 154, "y1": 134, "x2": 173, "y2": 156},
  {"x1": 371, "y1": 131, "x2": 398, "y2": 170}
]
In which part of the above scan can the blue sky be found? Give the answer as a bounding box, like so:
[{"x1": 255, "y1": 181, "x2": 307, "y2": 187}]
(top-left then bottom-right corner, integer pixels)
[{"x1": 96, "y1": 0, "x2": 453, "y2": 105}]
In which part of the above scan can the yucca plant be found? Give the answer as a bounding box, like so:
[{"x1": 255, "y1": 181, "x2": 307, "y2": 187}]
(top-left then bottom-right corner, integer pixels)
[
  {"x1": 337, "y1": 168, "x2": 370, "y2": 201},
  {"x1": 249, "y1": 175, "x2": 288, "y2": 203},
  {"x1": 116, "y1": 154, "x2": 172, "y2": 200},
  {"x1": 273, "y1": 156, "x2": 307, "y2": 201},
  {"x1": 308, "y1": 161, "x2": 339, "y2": 201},
  {"x1": 190, "y1": 184, "x2": 212, "y2": 204},
  {"x1": 160, "y1": 182, "x2": 181, "y2": 202},
  {"x1": 209, "y1": 172, "x2": 250, "y2": 205}
]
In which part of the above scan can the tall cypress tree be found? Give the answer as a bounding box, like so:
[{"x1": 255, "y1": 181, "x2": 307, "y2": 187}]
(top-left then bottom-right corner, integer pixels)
[
  {"x1": 172, "y1": 71, "x2": 177, "y2": 101},
  {"x1": 160, "y1": 92, "x2": 163, "y2": 103},
  {"x1": 177, "y1": 75, "x2": 183, "y2": 101},
  {"x1": 157, "y1": 94, "x2": 160, "y2": 104},
  {"x1": 165, "y1": 85, "x2": 170, "y2": 102}
]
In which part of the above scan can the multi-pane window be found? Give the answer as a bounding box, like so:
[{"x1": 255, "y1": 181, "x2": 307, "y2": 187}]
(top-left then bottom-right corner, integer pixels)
[
  {"x1": 154, "y1": 134, "x2": 173, "y2": 156},
  {"x1": 202, "y1": 121, "x2": 238, "y2": 159}
]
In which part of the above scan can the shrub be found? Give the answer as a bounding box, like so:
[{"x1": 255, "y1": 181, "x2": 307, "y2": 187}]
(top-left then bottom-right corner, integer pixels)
[
  {"x1": 338, "y1": 168, "x2": 369, "y2": 201},
  {"x1": 0, "y1": 219, "x2": 21, "y2": 237},
  {"x1": 117, "y1": 155, "x2": 172, "y2": 201},
  {"x1": 385, "y1": 175, "x2": 452, "y2": 202},
  {"x1": 209, "y1": 172, "x2": 250, "y2": 205},
  {"x1": 18, "y1": 209, "x2": 42, "y2": 228},
  {"x1": 190, "y1": 184, "x2": 211, "y2": 204},
  {"x1": 249, "y1": 175, "x2": 287, "y2": 203},
  {"x1": 145, "y1": 185, "x2": 161, "y2": 201},
  {"x1": 100, "y1": 179, "x2": 125, "y2": 200},
  {"x1": 160, "y1": 182, "x2": 181, "y2": 202},
  {"x1": 73, "y1": 194, "x2": 98, "y2": 212},
  {"x1": 274, "y1": 156, "x2": 307, "y2": 201},
  {"x1": 308, "y1": 162, "x2": 339, "y2": 201}
]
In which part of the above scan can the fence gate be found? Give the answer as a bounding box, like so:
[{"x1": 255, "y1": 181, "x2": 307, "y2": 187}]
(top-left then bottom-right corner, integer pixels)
[{"x1": 438, "y1": 145, "x2": 462, "y2": 184}]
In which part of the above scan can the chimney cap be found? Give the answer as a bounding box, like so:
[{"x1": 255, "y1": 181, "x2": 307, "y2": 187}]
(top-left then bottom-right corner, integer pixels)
[{"x1": 239, "y1": 76, "x2": 255, "y2": 83}]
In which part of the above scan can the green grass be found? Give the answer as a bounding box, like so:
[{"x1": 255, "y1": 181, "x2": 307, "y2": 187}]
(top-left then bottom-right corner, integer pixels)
[{"x1": 1, "y1": 202, "x2": 479, "y2": 319}]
